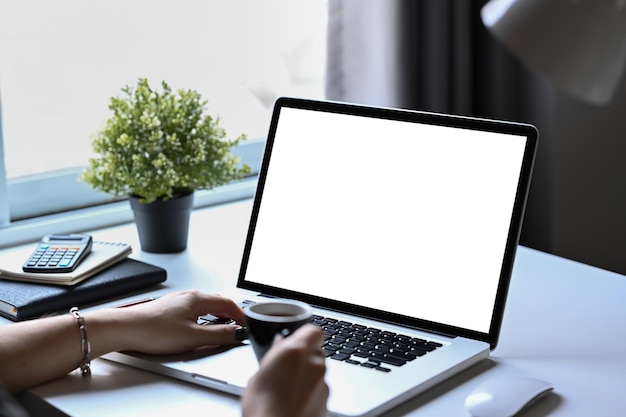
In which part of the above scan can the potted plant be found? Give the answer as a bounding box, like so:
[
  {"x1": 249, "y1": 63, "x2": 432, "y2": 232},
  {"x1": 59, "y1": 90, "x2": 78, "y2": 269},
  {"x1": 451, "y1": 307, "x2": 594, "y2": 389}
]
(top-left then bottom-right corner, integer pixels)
[{"x1": 81, "y1": 78, "x2": 250, "y2": 253}]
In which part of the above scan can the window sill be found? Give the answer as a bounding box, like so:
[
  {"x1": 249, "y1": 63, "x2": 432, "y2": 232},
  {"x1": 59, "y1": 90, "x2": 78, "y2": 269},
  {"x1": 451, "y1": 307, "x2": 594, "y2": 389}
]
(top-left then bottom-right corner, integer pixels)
[{"x1": 0, "y1": 177, "x2": 257, "y2": 249}]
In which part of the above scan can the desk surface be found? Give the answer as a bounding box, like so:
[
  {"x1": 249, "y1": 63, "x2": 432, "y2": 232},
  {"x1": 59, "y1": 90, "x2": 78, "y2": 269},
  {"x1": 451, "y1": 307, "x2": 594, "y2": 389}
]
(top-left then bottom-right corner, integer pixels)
[{"x1": 3, "y1": 199, "x2": 626, "y2": 416}]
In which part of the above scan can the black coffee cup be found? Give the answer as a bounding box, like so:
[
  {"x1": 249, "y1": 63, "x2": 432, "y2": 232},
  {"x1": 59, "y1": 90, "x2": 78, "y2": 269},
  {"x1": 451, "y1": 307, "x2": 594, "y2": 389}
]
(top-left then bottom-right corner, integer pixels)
[{"x1": 244, "y1": 299, "x2": 313, "y2": 362}]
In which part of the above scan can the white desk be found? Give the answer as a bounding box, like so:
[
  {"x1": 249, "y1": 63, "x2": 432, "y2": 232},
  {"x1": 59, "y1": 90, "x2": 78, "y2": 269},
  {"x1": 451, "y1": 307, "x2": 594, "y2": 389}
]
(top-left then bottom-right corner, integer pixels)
[{"x1": 4, "y1": 199, "x2": 626, "y2": 416}]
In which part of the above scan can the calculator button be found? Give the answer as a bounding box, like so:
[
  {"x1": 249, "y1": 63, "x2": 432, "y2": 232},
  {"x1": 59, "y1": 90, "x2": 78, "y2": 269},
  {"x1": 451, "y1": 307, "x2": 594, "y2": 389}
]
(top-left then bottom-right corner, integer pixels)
[{"x1": 59, "y1": 258, "x2": 72, "y2": 267}]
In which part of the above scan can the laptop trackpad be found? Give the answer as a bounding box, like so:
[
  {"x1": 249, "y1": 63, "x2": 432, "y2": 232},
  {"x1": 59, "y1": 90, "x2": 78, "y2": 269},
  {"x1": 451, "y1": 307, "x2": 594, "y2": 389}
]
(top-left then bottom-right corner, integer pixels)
[{"x1": 177, "y1": 342, "x2": 258, "y2": 388}]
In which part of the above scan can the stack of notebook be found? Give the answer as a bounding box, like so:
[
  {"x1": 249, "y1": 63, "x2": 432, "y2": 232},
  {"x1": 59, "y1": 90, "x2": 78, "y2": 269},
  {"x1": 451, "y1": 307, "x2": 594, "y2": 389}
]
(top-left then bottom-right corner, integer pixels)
[{"x1": 0, "y1": 241, "x2": 166, "y2": 321}]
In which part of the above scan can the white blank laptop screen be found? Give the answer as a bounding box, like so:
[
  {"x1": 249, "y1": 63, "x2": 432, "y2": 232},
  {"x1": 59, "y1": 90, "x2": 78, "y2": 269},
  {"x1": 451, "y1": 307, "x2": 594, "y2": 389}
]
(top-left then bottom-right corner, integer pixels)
[{"x1": 243, "y1": 106, "x2": 528, "y2": 334}]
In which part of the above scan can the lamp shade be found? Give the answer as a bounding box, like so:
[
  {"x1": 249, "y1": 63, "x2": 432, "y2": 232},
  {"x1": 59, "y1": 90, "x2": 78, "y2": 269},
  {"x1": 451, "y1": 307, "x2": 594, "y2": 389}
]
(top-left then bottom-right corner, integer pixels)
[{"x1": 481, "y1": 0, "x2": 626, "y2": 105}]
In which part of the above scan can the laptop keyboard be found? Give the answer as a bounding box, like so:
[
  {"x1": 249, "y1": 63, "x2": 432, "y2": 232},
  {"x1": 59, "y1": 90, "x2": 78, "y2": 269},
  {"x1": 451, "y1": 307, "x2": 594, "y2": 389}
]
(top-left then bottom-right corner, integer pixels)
[
  {"x1": 226, "y1": 300, "x2": 442, "y2": 373},
  {"x1": 312, "y1": 314, "x2": 442, "y2": 372}
]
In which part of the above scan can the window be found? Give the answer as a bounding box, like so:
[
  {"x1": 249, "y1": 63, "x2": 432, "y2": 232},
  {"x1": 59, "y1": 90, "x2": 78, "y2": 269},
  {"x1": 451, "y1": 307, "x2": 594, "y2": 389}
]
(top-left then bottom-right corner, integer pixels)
[{"x1": 0, "y1": 1, "x2": 327, "y2": 246}]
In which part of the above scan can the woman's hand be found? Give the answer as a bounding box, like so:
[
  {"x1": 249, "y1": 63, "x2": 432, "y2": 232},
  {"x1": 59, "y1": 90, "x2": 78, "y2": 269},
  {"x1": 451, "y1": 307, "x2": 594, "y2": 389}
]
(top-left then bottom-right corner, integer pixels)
[
  {"x1": 242, "y1": 324, "x2": 329, "y2": 417},
  {"x1": 114, "y1": 290, "x2": 247, "y2": 354}
]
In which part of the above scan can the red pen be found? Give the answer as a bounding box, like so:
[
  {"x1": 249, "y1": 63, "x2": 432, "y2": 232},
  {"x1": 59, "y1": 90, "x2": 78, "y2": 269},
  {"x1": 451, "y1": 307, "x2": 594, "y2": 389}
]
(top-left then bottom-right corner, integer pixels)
[{"x1": 115, "y1": 297, "x2": 156, "y2": 308}]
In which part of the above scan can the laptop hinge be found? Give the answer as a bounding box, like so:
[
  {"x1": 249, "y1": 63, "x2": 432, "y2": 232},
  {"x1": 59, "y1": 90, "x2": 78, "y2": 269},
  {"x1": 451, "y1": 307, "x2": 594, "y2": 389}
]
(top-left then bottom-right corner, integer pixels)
[{"x1": 255, "y1": 293, "x2": 458, "y2": 340}]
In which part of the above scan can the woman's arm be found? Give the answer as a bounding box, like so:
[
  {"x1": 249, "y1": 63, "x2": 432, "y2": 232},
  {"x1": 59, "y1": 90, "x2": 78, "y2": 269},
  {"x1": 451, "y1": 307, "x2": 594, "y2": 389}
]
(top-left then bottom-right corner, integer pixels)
[{"x1": 0, "y1": 290, "x2": 246, "y2": 394}]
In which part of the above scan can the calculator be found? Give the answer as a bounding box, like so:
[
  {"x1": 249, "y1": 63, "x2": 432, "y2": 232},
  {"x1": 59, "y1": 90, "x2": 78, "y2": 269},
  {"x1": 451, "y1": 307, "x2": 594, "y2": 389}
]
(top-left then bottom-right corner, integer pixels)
[{"x1": 22, "y1": 234, "x2": 93, "y2": 273}]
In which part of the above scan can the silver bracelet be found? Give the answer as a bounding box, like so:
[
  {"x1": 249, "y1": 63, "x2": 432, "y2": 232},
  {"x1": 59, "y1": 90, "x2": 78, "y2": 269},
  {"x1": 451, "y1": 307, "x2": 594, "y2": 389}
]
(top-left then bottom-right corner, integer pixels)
[{"x1": 70, "y1": 307, "x2": 91, "y2": 376}]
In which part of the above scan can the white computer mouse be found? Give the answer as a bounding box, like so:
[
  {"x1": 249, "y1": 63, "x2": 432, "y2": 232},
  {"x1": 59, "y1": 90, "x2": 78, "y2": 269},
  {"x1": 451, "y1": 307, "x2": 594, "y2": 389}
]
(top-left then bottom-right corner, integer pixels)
[{"x1": 464, "y1": 375, "x2": 554, "y2": 417}]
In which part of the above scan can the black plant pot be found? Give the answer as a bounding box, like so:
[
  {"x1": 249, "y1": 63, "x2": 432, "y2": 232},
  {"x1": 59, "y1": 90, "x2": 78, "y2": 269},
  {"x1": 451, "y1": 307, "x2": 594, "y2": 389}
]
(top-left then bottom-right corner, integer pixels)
[{"x1": 129, "y1": 192, "x2": 194, "y2": 253}]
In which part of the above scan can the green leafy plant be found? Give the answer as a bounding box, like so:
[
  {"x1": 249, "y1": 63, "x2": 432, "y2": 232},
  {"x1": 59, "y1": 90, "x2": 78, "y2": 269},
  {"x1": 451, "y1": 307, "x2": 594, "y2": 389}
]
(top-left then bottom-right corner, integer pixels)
[{"x1": 81, "y1": 78, "x2": 250, "y2": 204}]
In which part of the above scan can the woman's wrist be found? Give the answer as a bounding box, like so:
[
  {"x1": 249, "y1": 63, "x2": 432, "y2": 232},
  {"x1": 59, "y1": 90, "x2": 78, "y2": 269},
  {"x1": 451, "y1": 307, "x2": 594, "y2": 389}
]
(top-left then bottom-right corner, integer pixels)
[{"x1": 82, "y1": 308, "x2": 140, "y2": 357}]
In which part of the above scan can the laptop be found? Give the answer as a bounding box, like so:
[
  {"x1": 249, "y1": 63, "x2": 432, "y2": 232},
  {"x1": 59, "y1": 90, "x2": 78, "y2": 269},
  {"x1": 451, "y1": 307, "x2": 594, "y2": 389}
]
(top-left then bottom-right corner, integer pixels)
[{"x1": 103, "y1": 97, "x2": 538, "y2": 417}]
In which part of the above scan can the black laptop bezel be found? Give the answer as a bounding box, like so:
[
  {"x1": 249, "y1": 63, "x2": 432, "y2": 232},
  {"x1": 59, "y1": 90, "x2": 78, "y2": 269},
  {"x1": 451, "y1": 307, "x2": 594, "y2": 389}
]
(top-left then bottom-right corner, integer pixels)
[{"x1": 237, "y1": 97, "x2": 538, "y2": 350}]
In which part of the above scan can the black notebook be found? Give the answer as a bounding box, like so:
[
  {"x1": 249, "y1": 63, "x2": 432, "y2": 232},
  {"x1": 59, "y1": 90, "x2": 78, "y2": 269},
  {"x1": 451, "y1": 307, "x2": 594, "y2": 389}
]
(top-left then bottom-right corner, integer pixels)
[{"x1": 0, "y1": 258, "x2": 166, "y2": 321}]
